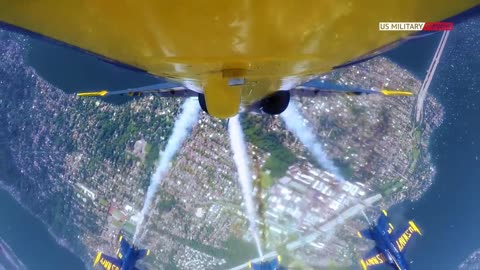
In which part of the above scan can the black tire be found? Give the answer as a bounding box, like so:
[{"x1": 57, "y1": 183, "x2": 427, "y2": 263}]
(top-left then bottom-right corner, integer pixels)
[{"x1": 260, "y1": 91, "x2": 290, "y2": 115}]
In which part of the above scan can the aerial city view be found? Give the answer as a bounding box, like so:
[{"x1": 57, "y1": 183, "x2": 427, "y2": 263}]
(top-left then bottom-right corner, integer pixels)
[{"x1": 0, "y1": 2, "x2": 479, "y2": 270}]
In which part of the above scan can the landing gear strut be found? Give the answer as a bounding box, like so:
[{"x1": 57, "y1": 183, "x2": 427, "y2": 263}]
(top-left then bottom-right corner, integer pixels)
[{"x1": 198, "y1": 93, "x2": 208, "y2": 114}]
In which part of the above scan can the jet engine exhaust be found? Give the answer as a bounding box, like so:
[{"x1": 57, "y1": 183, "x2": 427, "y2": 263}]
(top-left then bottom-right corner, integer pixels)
[
  {"x1": 228, "y1": 115, "x2": 264, "y2": 259},
  {"x1": 280, "y1": 100, "x2": 345, "y2": 182},
  {"x1": 133, "y1": 98, "x2": 200, "y2": 243}
]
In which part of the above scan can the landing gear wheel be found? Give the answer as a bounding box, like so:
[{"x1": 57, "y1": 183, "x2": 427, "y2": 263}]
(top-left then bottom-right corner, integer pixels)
[{"x1": 260, "y1": 91, "x2": 290, "y2": 115}]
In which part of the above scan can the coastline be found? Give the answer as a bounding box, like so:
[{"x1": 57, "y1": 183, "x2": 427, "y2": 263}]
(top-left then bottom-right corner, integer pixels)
[
  {"x1": 0, "y1": 30, "x2": 89, "y2": 269},
  {"x1": 0, "y1": 180, "x2": 89, "y2": 270}
]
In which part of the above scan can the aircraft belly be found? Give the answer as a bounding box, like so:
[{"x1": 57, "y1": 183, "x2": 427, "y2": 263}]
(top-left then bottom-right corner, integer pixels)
[
  {"x1": 1, "y1": 0, "x2": 476, "y2": 117},
  {"x1": 0, "y1": 0, "x2": 476, "y2": 80}
]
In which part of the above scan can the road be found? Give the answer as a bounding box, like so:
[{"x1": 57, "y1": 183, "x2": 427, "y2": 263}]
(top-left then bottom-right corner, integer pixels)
[
  {"x1": 415, "y1": 31, "x2": 450, "y2": 123},
  {"x1": 227, "y1": 194, "x2": 382, "y2": 270}
]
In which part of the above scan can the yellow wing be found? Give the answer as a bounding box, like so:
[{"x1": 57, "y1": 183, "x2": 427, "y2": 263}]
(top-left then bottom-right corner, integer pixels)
[
  {"x1": 395, "y1": 220, "x2": 422, "y2": 252},
  {"x1": 93, "y1": 252, "x2": 122, "y2": 270},
  {"x1": 360, "y1": 251, "x2": 387, "y2": 270},
  {"x1": 0, "y1": 1, "x2": 477, "y2": 117}
]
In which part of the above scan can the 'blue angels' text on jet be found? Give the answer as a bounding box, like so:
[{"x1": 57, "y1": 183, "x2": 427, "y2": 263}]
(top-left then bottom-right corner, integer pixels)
[
  {"x1": 93, "y1": 235, "x2": 150, "y2": 270},
  {"x1": 248, "y1": 256, "x2": 284, "y2": 270},
  {"x1": 357, "y1": 210, "x2": 422, "y2": 270}
]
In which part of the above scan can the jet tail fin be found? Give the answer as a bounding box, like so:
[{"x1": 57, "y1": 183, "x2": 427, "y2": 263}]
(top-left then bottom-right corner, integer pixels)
[
  {"x1": 357, "y1": 229, "x2": 374, "y2": 240},
  {"x1": 377, "y1": 210, "x2": 389, "y2": 230},
  {"x1": 117, "y1": 235, "x2": 131, "y2": 259}
]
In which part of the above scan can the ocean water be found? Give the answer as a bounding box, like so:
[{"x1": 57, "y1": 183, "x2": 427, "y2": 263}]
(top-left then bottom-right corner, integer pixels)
[
  {"x1": 0, "y1": 187, "x2": 85, "y2": 270},
  {"x1": 384, "y1": 17, "x2": 480, "y2": 270},
  {"x1": 27, "y1": 38, "x2": 160, "y2": 93},
  {"x1": 0, "y1": 236, "x2": 27, "y2": 270}
]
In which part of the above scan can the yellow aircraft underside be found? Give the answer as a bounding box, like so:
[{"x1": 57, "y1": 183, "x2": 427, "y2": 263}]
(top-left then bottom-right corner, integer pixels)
[{"x1": 0, "y1": 1, "x2": 477, "y2": 117}]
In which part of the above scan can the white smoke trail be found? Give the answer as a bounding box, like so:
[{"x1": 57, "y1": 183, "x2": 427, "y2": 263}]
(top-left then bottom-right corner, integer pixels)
[
  {"x1": 228, "y1": 115, "x2": 264, "y2": 259},
  {"x1": 0, "y1": 238, "x2": 27, "y2": 270},
  {"x1": 134, "y1": 98, "x2": 200, "y2": 242},
  {"x1": 280, "y1": 100, "x2": 345, "y2": 181}
]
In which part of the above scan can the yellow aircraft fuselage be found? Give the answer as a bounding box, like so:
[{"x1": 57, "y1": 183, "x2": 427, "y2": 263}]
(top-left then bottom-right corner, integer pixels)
[{"x1": 0, "y1": 1, "x2": 477, "y2": 117}]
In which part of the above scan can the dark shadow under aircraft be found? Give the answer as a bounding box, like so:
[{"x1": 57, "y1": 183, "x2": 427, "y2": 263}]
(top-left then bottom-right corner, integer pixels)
[
  {"x1": 93, "y1": 235, "x2": 150, "y2": 270},
  {"x1": 358, "y1": 210, "x2": 422, "y2": 270}
]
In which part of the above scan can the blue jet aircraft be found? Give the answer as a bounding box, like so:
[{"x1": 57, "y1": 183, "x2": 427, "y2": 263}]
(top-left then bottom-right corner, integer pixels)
[
  {"x1": 248, "y1": 256, "x2": 284, "y2": 270},
  {"x1": 93, "y1": 235, "x2": 150, "y2": 270},
  {"x1": 357, "y1": 210, "x2": 422, "y2": 270}
]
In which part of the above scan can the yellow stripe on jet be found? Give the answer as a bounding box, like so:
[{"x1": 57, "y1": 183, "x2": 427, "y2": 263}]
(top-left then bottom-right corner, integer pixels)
[
  {"x1": 388, "y1": 223, "x2": 395, "y2": 234},
  {"x1": 146, "y1": 250, "x2": 151, "y2": 256},
  {"x1": 380, "y1": 89, "x2": 413, "y2": 96},
  {"x1": 116, "y1": 248, "x2": 123, "y2": 259},
  {"x1": 93, "y1": 252, "x2": 102, "y2": 266},
  {"x1": 382, "y1": 210, "x2": 388, "y2": 216},
  {"x1": 77, "y1": 90, "x2": 109, "y2": 97}
]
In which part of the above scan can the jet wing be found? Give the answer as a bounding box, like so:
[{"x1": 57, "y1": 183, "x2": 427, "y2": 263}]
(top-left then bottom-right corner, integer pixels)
[
  {"x1": 360, "y1": 248, "x2": 387, "y2": 270},
  {"x1": 77, "y1": 82, "x2": 196, "y2": 98},
  {"x1": 93, "y1": 252, "x2": 122, "y2": 270},
  {"x1": 357, "y1": 228, "x2": 374, "y2": 240},
  {"x1": 393, "y1": 220, "x2": 422, "y2": 253},
  {"x1": 292, "y1": 80, "x2": 413, "y2": 97}
]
